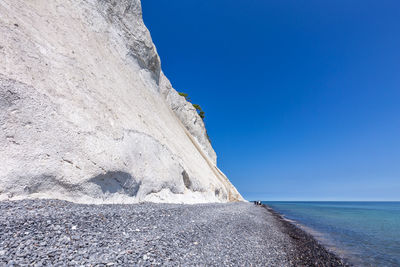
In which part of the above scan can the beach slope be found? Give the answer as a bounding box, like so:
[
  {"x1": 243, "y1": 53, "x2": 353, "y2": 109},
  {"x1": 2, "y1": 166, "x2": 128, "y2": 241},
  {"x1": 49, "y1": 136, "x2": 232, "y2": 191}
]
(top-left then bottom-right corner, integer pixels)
[{"x1": 0, "y1": 200, "x2": 346, "y2": 266}]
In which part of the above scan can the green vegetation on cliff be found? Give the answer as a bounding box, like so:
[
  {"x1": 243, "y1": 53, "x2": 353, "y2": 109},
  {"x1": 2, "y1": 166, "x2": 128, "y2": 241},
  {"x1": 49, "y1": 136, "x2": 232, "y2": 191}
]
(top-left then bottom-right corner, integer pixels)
[{"x1": 179, "y1": 92, "x2": 205, "y2": 120}]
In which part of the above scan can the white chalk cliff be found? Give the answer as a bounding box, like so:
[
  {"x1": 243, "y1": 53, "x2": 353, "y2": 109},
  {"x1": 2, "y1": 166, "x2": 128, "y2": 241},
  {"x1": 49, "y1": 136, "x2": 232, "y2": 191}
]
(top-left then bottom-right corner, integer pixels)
[{"x1": 0, "y1": 0, "x2": 243, "y2": 203}]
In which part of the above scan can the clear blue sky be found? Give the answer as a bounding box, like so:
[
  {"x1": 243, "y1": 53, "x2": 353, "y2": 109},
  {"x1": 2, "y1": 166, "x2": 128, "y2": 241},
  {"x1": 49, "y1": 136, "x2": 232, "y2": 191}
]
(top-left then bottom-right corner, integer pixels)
[{"x1": 142, "y1": 0, "x2": 400, "y2": 201}]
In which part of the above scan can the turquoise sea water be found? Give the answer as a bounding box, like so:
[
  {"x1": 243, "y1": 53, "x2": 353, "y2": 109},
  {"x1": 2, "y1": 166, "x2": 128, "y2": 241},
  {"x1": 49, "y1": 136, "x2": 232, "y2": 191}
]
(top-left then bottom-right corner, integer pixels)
[{"x1": 263, "y1": 202, "x2": 400, "y2": 266}]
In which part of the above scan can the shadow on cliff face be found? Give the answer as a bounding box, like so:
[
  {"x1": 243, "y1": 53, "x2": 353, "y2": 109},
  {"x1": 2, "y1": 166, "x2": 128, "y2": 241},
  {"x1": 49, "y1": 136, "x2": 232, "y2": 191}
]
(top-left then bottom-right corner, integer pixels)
[
  {"x1": 182, "y1": 170, "x2": 192, "y2": 190},
  {"x1": 89, "y1": 171, "x2": 141, "y2": 197}
]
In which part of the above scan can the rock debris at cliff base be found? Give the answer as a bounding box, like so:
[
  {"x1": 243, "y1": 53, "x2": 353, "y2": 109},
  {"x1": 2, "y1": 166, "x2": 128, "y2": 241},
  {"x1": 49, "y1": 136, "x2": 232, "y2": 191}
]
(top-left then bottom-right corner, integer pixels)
[{"x1": 0, "y1": 200, "x2": 348, "y2": 266}]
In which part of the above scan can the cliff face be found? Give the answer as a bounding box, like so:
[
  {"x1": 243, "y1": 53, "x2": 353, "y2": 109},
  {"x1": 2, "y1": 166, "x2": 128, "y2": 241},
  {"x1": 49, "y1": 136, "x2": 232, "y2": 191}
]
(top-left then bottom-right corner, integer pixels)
[{"x1": 0, "y1": 0, "x2": 243, "y2": 203}]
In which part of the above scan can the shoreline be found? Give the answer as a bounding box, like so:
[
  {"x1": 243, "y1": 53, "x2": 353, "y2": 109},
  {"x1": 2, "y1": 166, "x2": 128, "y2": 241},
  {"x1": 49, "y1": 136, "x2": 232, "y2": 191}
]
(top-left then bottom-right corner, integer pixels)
[{"x1": 262, "y1": 204, "x2": 351, "y2": 266}]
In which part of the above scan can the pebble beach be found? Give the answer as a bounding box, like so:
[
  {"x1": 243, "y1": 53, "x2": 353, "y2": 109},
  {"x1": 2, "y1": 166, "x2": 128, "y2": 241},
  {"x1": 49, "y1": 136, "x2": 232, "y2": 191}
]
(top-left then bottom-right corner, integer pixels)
[{"x1": 0, "y1": 200, "x2": 347, "y2": 266}]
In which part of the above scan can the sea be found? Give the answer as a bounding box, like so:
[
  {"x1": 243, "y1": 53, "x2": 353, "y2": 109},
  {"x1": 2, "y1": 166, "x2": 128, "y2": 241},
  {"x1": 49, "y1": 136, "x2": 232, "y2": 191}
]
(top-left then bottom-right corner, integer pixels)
[{"x1": 263, "y1": 201, "x2": 400, "y2": 266}]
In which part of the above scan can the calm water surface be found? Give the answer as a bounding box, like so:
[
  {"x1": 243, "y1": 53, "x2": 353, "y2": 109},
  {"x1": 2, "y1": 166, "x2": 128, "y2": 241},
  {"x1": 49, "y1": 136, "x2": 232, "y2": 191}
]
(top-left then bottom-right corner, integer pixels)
[{"x1": 263, "y1": 201, "x2": 400, "y2": 266}]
